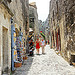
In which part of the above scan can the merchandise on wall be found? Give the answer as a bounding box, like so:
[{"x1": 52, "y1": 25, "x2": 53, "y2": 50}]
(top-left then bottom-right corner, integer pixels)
[{"x1": 11, "y1": 25, "x2": 18, "y2": 71}]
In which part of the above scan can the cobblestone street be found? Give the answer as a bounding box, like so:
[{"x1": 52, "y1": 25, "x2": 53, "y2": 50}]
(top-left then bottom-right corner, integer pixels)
[{"x1": 13, "y1": 45, "x2": 75, "y2": 75}]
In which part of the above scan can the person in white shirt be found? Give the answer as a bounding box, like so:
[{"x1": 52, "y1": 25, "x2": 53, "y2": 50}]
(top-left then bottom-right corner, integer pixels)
[{"x1": 41, "y1": 38, "x2": 45, "y2": 54}]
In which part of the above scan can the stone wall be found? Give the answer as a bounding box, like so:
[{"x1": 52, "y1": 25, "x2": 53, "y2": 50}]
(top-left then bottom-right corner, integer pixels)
[
  {"x1": 9, "y1": 0, "x2": 29, "y2": 51},
  {"x1": 0, "y1": 0, "x2": 29, "y2": 74},
  {"x1": 49, "y1": 0, "x2": 75, "y2": 64},
  {"x1": 38, "y1": 20, "x2": 42, "y2": 33},
  {"x1": 0, "y1": 3, "x2": 12, "y2": 74},
  {"x1": 29, "y1": 2, "x2": 39, "y2": 36}
]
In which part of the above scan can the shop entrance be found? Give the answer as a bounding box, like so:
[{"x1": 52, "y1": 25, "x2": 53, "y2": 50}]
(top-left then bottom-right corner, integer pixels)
[
  {"x1": 56, "y1": 28, "x2": 61, "y2": 51},
  {"x1": 2, "y1": 27, "x2": 8, "y2": 72}
]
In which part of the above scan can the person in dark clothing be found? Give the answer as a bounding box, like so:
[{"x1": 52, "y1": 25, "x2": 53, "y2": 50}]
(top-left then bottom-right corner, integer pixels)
[
  {"x1": 29, "y1": 39, "x2": 34, "y2": 46},
  {"x1": 28, "y1": 39, "x2": 34, "y2": 56}
]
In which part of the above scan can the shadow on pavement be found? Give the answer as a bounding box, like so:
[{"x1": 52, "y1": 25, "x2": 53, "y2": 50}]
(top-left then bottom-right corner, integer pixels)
[{"x1": 12, "y1": 56, "x2": 34, "y2": 75}]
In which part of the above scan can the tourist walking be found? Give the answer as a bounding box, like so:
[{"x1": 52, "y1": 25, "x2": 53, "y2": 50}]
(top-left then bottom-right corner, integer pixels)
[
  {"x1": 41, "y1": 38, "x2": 45, "y2": 54},
  {"x1": 36, "y1": 39, "x2": 40, "y2": 55}
]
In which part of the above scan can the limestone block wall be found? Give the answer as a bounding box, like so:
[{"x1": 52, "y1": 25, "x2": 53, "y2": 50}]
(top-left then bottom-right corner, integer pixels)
[
  {"x1": 29, "y1": 4, "x2": 38, "y2": 36},
  {"x1": 9, "y1": 0, "x2": 29, "y2": 48},
  {"x1": 59, "y1": 17, "x2": 65, "y2": 56},
  {"x1": 49, "y1": 0, "x2": 75, "y2": 63},
  {"x1": 9, "y1": 0, "x2": 23, "y2": 30},
  {"x1": 0, "y1": 4, "x2": 12, "y2": 74}
]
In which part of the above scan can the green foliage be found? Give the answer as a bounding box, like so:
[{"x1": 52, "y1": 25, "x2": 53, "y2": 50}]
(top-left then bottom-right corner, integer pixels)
[
  {"x1": 40, "y1": 32, "x2": 45, "y2": 39},
  {"x1": 29, "y1": 25, "x2": 33, "y2": 28}
]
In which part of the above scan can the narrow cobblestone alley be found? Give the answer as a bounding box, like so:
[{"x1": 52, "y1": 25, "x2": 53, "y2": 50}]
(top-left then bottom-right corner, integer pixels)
[{"x1": 13, "y1": 45, "x2": 75, "y2": 75}]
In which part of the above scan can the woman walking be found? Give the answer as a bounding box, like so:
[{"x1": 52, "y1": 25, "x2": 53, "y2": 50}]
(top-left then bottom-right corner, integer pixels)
[
  {"x1": 41, "y1": 38, "x2": 45, "y2": 54},
  {"x1": 36, "y1": 39, "x2": 40, "y2": 55}
]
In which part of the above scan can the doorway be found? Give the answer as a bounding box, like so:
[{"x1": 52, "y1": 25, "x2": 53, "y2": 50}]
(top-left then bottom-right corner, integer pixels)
[{"x1": 2, "y1": 27, "x2": 8, "y2": 72}]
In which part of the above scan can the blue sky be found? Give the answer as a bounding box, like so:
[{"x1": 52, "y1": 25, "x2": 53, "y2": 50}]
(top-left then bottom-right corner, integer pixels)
[{"x1": 29, "y1": 0, "x2": 50, "y2": 21}]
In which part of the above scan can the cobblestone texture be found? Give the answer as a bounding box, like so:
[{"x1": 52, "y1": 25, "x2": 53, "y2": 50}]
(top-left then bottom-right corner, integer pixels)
[{"x1": 13, "y1": 45, "x2": 75, "y2": 75}]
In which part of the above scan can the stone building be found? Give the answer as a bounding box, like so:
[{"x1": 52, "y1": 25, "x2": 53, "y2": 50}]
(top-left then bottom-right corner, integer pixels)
[
  {"x1": 0, "y1": 0, "x2": 13, "y2": 74},
  {"x1": 9, "y1": 0, "x2": 29, "y2": 46},
  {"x1": 49, "y1": 0, "x2": 75, "y2": 64},
  {"x1": 9, "y1": 0, "x2": 29, "y2": 71},
  {"x1": 41, "y1": 22, "x2": 45, "y2": 35},
  {"x1": 38, "y1": 16, "x2": 50, "y2": 42},
  {"x1": 38, "y1": 20, "x2": 45, "y2": 34},
  {"x1": 29, "y1": 2, "x2": 39, "y2": 38},
  {"x1": 38, "y1": 20, "x2": 42, "y2": 33},
  {"x1": 0, "y1": 0, "x2": 29, "y2": 74},
  {"x1": 44, "y1": 16, "x2": 50, "y2": 42}
]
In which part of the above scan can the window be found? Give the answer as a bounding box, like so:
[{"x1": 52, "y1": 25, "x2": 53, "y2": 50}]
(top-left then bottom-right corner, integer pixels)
[
  {"x1": 7, "y1": 0, "x2": 12, "y2": 3},
  {"x1": 70, "y1": 13, "x2": 74, "y2": 25},
  {"x1": 30, "y1": 18, "x2": 34, "y2": 23}
]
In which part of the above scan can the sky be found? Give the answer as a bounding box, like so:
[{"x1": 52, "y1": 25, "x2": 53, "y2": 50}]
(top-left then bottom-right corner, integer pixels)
[{"x1": 29, "y1": 0, "x2": 50, "y2": 22}]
